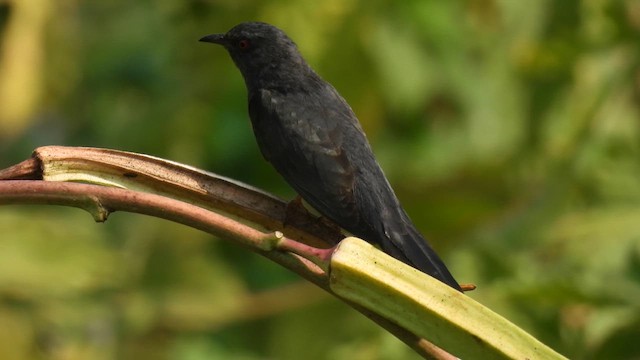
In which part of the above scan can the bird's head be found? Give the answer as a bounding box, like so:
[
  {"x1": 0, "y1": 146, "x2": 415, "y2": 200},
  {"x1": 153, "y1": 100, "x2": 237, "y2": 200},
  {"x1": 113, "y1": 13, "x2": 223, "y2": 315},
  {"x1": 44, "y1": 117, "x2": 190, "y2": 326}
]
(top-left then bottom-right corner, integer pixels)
[{"x1": 200, "y1": 22, "x2": 308, "y2": 87}]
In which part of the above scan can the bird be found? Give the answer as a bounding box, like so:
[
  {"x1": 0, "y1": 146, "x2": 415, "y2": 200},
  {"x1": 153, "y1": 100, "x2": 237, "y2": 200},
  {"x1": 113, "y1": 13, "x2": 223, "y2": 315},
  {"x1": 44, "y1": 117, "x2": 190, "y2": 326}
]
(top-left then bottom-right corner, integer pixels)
[{"x1": 200, "y1": 22, "x2": 461, "y2": 291}]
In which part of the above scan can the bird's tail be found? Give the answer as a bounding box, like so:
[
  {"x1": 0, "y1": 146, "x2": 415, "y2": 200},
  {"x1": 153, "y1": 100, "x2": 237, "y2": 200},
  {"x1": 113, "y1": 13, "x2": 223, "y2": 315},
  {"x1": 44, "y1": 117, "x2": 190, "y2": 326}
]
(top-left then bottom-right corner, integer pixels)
[{"x1": 382, "y1": 214, "x2": 461, "y2": 291}]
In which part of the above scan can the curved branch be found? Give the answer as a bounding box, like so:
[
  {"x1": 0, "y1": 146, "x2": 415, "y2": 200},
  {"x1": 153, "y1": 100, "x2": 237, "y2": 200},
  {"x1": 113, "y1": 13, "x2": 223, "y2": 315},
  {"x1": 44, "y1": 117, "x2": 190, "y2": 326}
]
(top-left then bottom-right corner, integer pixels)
[
  {"x1": 0, "y1": 180, "x2": 327, "y2": 284},
  {"x1": 0, "y1": 146, "x2": 566, "y2": 360},
  {"x1": 0, "y1": 176, "x2": 442, "y2": 359},
  {"x1": 0, "y1": 146, "x2": 344, "y2": 247}
]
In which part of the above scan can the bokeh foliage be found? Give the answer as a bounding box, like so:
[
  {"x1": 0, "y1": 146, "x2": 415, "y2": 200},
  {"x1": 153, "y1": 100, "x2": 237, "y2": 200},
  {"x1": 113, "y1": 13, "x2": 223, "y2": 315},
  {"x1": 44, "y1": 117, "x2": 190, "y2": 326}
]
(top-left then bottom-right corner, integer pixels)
[{"x1": 1, "y1": 0, "x2": 639, "y2": 359}]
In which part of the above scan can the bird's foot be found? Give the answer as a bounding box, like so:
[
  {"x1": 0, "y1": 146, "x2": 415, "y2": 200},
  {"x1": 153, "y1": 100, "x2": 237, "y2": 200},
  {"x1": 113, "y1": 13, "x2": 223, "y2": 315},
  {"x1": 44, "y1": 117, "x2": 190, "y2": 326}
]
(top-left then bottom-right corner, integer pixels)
[
  {"x1": 283, "y1": 195, "x2": 308, "y2": 227},
  {"x1": 286, "y1": 195, "x2": 342, "y2": 231},
  {"x1": 283, "y1": 195, "x2": 344, "y2": 246}
]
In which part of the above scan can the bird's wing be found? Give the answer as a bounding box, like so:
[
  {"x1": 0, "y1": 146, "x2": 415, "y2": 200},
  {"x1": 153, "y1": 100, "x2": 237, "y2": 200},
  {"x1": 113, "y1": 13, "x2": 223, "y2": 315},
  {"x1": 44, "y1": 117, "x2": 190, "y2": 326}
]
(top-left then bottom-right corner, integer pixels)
[
  {"x1": 249, "y1": 87, "x2": 359, "y2": 225},
  {"x1": 249, "y1": 88, "x2": 461, "y2": 290}
]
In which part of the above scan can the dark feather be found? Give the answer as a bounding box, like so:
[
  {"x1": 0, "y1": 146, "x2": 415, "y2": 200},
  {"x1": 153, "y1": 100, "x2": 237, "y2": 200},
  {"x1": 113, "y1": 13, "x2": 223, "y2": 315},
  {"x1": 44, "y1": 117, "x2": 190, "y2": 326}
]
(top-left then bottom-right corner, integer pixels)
[{"x1": 203, "y1": 22, "x2": 461, "y2": 290}]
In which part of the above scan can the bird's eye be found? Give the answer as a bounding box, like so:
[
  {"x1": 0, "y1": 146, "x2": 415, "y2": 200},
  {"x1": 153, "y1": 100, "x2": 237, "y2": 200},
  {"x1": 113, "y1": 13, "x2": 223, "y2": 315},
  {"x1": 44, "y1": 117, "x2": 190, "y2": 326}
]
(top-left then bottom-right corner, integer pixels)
[{"x1": 238, "y1": 39, "x2": 250, "y2": 49}]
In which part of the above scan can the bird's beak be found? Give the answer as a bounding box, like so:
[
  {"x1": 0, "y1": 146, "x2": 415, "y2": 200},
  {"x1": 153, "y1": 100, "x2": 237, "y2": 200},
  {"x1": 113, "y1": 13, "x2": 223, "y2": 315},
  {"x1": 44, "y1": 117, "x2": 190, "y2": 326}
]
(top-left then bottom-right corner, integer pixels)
[{"x1": 199, "y1": 33, "x2": 226, "y2": 45}]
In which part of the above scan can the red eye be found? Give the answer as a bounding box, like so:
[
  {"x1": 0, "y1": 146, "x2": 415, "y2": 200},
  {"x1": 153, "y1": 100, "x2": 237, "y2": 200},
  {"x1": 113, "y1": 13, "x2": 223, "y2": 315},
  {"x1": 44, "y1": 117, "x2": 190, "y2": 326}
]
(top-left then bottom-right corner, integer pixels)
[{"x1": 238, "y1": 39, "x2": 250, "y2": 49}]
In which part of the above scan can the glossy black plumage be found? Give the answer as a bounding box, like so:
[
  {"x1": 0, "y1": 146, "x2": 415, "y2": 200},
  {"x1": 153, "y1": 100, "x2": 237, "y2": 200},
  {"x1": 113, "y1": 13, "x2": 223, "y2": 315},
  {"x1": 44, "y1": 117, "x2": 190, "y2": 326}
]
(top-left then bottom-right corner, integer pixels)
[{"x1": 200, "y1": 22, "x2": 461, "y2": 291}]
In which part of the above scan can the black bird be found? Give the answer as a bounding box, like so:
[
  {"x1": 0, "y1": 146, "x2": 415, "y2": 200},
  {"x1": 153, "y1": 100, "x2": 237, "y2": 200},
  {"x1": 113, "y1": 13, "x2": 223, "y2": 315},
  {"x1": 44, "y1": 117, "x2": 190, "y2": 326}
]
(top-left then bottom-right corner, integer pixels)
[{"x1": 200, "y1": 22, "x2": 461, "y2": 291}]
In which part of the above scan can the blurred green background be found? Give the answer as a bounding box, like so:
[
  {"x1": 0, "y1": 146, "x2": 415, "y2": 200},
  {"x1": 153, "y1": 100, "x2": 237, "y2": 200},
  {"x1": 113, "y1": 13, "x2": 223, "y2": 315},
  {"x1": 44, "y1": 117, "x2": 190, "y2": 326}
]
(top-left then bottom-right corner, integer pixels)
[{"x1": 1, "y1": 0, "x2": 639, "y2": 359}]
